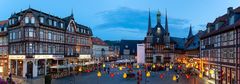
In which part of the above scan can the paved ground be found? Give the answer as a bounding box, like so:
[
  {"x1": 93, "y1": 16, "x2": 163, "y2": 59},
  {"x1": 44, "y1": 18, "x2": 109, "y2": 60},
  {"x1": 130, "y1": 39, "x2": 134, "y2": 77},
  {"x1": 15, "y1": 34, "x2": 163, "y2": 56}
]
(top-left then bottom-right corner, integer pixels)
[{"x1": 52, "y1": 65, "x2": 215, "y2": 84}]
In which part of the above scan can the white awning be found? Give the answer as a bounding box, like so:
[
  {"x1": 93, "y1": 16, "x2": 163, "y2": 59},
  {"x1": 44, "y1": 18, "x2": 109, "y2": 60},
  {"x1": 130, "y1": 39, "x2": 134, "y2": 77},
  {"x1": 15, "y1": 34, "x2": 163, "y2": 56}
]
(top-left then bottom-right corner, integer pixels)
[{"x1": 34, "y1": 55, "x2": 64, "y2": 59}]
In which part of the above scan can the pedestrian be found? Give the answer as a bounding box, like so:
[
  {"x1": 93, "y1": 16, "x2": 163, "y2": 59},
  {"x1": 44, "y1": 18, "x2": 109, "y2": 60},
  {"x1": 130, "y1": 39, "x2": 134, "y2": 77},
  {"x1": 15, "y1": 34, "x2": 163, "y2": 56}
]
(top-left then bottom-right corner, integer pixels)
[
  {"x1": 107, "y1": 67, "x2": 110, "y2": 74},
  {"x1": 176, "y1": 74, "x2": 179, "y2": 83}
]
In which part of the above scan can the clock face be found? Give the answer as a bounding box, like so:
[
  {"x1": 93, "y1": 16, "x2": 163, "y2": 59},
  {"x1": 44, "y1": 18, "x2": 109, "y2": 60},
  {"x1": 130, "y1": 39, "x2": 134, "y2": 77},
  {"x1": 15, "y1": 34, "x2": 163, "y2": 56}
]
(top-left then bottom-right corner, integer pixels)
[{"x1": 157, "y1": 27, "x2": 161, "y2": 33}]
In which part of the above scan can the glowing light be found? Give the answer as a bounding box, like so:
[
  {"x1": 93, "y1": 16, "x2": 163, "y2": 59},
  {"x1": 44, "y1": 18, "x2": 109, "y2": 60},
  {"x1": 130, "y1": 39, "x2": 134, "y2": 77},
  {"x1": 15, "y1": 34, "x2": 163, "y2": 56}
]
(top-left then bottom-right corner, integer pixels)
[
  {"x1": 146, "y1": 71, "x2": 150, "y2": 77},
  {"x1": 103, "y1": 64, "x2": 106, "y2": 68},
  {"x1": 199, "y1": 73, "x2": 203, "y2": 78},
  {"x1": 119, "y1": 66, "x2": 122, "y2": 71},
  {"x1": 123, "y1": 73, "x2": 127, "y2": 78},
  {"x1": 152, "y1": 64, "x2": 156, "y2": 69},
  {"x1": 209, "y1": 70, "x2": 214, "y2": 74},
  {"x1": 97, "y1": 71, "x2": 101, "y2": 77},
  {"x1": 170, "y1": 65, "x2": 173, "y2": 69},
  {"x1": 78, "y1": 67, "x2": 82, "y2": 72},
  {"x1": 172, "y1": 75, "x2": 177, "y2": 81},
  {"x1": 136, "y1": 65, "x2": 140, "y2": 69}
]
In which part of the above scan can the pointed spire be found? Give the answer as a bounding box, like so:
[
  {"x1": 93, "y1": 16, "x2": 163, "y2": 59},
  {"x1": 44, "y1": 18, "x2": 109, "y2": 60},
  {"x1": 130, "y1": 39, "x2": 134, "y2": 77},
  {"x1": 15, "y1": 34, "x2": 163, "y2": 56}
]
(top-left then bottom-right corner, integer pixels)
[
  {"x1": 157, "y1": 9, "x2": 161, "y2": 24},
  {"x1": 147, "y1": 8, "x2": 152, "y2": 35},
  {"x1": 165, "y1": 9, "x2": 168, "y2": 33},
  {"x1": 188, "y1": 25, "x2": 193, "y2": 39},
  {"x1": 71, "y1": 8, "x2": 74, "y2": 17}
]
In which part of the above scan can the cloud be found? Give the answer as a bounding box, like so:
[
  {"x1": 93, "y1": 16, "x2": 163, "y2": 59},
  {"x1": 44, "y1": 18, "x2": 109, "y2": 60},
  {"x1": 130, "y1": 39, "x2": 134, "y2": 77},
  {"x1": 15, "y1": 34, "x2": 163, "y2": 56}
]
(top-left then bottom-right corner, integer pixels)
[{"x1": 95, "y1": 7, "x2": 191, "y2": 40}]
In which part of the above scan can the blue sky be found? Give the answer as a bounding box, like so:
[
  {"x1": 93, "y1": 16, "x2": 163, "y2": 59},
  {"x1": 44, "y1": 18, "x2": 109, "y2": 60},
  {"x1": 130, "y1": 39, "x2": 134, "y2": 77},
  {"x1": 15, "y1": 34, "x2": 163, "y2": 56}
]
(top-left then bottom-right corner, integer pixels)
[{"x1": 0, "y1": 0, "x2": 239, "y2": 40}]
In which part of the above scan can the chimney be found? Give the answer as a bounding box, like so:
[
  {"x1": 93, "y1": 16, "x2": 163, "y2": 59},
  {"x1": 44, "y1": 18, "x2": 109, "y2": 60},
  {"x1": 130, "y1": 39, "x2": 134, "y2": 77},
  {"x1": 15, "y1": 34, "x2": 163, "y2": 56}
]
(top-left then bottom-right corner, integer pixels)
[{"x1": 228, "y1": 7, "x2": 233, "y2": 15}]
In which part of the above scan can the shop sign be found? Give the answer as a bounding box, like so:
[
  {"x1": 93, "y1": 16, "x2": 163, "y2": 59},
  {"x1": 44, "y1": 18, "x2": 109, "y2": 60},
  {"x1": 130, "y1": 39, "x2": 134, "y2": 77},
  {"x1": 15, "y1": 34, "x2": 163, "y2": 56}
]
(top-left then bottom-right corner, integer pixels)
[
  {"x1": 34, "y1": 55, "x2": 64, "y2": 59},
  {"x1": 79, "y1": 55, "x2": 91, "y2": 59},
  {"x1": 9, "y1": 55, "x2": 25, "y2": 59}
]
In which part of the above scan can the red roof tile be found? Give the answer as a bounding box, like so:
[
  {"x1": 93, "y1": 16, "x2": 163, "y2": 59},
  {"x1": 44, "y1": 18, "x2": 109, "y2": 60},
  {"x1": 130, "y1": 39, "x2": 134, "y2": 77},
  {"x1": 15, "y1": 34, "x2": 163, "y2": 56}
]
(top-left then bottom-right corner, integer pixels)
[
  {"x1": 92, "y1": 37, "x2": 108, "y2": 46},
  {"x1": 0, "y1": 20, "x2": 8, "y2": 26}
]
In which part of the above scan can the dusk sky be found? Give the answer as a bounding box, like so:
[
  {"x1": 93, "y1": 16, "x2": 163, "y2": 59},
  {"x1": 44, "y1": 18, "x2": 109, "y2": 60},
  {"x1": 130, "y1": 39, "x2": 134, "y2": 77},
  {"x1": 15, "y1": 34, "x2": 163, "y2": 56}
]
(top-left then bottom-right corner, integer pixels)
[{"x1": 0, "y1": 0, "x2": 239, "y2": 40}]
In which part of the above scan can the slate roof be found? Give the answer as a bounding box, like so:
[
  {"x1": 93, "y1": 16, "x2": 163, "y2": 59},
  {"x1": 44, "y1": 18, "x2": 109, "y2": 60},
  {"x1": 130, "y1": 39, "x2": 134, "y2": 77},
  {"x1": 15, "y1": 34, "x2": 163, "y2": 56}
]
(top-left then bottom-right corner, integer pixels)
[
  {"x1": 170, "y1": 37, "x2": 186, "y2": 50},
  {"x1": 201, "y1": 6, "x2": 240, "y2": 39},
  {"x1": 8, "y1": 8, "x2": 92, "y2": 36},
  {"x1": 120, "y1": 40, "x2": 143, "y2": 55}
]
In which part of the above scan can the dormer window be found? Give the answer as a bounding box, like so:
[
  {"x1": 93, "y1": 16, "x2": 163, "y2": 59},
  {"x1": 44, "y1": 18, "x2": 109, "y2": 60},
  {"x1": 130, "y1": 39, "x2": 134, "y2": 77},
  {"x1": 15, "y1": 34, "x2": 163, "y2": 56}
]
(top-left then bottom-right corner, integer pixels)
[
  {"x1": 4, "y1": 26, "x2": 7, "y2": 31},
  {"x1": 229, "y1": 15, "x2": 235, "y2": 25},
  {"x1": 215, "y1": 23, "x2": 220, "y2": 30},
  {"x1": 25, "y1": 17, "x2": 29, "y2": 23},
  {"x1": 53, "y1": 21, "x2": 57, "y2": 27},
  {"x1": 39, "y1": 17, "x2": 44, "y2": 23},
  {"x1": 9, "y1": 20, "x2": 11, "y2": 25},
  {"x1": 48, "y1": 19, "x2": 52, "y2": 25},
  {"x1": 18, "y1": 16, "x2": 21, "y2": 21},
  {"x1": 60, "y1": 23, "x2": 63, "y2": 28},
  {"x1": 11, "y1": 19, "x2": 15, "y2": 24},
  {"x1": 31, "y1": 17, "x2": 35, "y2": 24}
]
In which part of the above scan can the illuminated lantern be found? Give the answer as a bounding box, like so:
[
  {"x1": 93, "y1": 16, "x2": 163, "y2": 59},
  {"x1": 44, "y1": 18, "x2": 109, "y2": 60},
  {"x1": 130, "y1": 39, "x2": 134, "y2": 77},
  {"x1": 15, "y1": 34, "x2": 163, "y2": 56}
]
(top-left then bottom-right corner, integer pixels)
[
  {"x1": 152, "y1": 64, "x2": 156, "y2": 69},
  {"x1": 160, "y1": 74, "x2": 164, "y2": 79},
  {"x1": 169, "y1": 65, "x2": 173, "y2": 69},
  {"x1": 172, "y1": 75, "x2": 177, "y2": 81},
  {"x1": 136, "y1": 65, "x2": 140, "y2": 69},
  {"x1": 123, "y1": 73, "x2": 127, "y2": 78},
  {"x1": 78, "y1": 67, "x2": 82, "y2": 72},
  {"x1": 103, "y1": 64, "x2": 106, "y2": 68},
  {"x1": 209, "y1": 70, "x2": 214, "y2": 74},
  {"x1": 110, "y1": 73, "x2": 115, "y2": 78},
  {"x1": 97, "y1": 71, "x2": 101, "y2": 78},
  {"x1": 119, "y1": 66, "x2": 123, "y2": 71},
  {"x1": 146, "y1": 71, "x2": 150, "y2": 77},
  {"x1": 199, "y1": 73, "x2": 203, "y2": 78},
  {"x1": 195, "y1": 65, "x2": 199, "y2": 69}
]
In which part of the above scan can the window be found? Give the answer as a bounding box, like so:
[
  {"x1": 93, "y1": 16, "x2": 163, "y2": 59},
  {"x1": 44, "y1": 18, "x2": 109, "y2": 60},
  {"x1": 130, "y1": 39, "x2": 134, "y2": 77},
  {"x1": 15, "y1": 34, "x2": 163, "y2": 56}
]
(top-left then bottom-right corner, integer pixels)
[
  {"x1": 29, "y1": 28, "x2": 34, "y2": 37},
  {"x1": 25, "y1": 17, "x2": 29, "y2": 23},
  {"x1": 229, "y1": 15, "x2": 235, "y2": 25},
  {"x1": 12, "y1": 32, "x2": 16, "y2": 40},
  {"x1": 40, "y1": 30, "x2": 44, "y2": 39},
  {"x1": 60, "y1": 23, "x2": 63, "y2": 28},
  {"x1": 39, "y1": 44, "x2": 43, "y2": 53},
  {"x1": 48, "y1": 32, "x2": 52, "y2": 40},
  {"x1": 8, "y1": 20, "x2": 11, "y2": 25},
  {"x1": 48, "y1": 19, "x2": 52, "y2": 25},
  {"x1": 53, "y1": 21, "x2": 57, "y2": 27},
  {"x1": 28, "y1": 43, "x2": 34, "y2": 53},
  {"x1": 48, "y1": 45, "x2": 51, "y2": 53},
  {"x1": 10, "y1": 32, "x2": 12, "y2": 40},
  {"x1": 39, "y1": 17, "x2": 44, "y2": 23},
  {"x1": 18, "y1": 16, "x2": 21, "y2": 21},
  {"x1": 31, "y1": 17, "x2": 35, "y2": 24},
  {"x1": 18, "y1": 31, "x2": 21, "y2": 39},
  {"x1": 11, "y1": 19, "x2": 15, "y2": 24}
]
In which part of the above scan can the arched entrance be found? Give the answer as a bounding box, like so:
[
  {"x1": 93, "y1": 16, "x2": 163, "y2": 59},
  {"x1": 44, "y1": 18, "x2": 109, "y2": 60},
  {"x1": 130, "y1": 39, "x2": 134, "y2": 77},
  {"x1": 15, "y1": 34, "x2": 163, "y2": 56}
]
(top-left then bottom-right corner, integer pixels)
[{"x1": 26, "y1": 61, "x2": 33, "y2": 78}]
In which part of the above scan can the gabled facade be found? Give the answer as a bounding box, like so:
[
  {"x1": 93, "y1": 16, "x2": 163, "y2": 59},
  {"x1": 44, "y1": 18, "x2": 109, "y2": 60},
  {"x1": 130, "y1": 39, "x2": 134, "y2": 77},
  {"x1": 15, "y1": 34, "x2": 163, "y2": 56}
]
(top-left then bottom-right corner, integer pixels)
[
  {"x1": 145, "y1": 10, "x2": 177, "y2": 64},
  {"x1": 200, "y1": 7, "x2": 240, "y2": 84},
  {"x1": 0, "y1": 20, "x2": 8, "y2": 77},
  {"x1": 7, "y1": 8, "x2": 93, "y2": 79}
]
